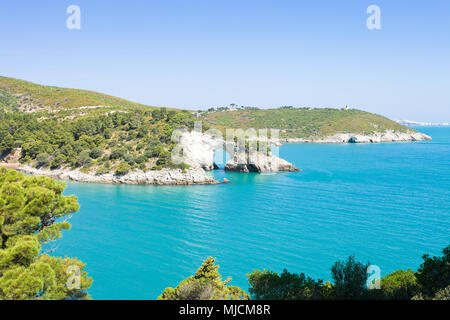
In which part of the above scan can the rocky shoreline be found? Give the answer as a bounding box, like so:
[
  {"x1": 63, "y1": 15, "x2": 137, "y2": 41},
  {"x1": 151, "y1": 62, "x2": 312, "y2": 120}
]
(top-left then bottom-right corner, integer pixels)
[
  {"x1": 17, "y1": 165, "x2": 220, "y2": 185},
  {"x1": 2, "y1": 130, "x2": 431, "y2": 185}
]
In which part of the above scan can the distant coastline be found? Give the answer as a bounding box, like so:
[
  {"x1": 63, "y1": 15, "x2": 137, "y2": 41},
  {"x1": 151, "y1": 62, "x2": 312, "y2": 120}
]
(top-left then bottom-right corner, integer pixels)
[
  {"x1": 396, "y1": 120, "x2": 450, "y2": 127},
  {"x1": 272, "y1": 129, "x2": 432, "y2": 144}
]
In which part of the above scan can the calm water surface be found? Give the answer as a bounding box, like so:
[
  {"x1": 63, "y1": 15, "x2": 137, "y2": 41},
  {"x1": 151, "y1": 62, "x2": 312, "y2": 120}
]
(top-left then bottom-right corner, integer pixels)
[{"x1": 53, "y1": 126, "x2": 450, "y2": 299}]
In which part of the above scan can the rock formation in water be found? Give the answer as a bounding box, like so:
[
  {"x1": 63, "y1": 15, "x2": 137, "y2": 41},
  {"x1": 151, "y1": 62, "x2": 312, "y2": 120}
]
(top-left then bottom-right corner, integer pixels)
[
  {"x1": 177, "y1": 131, "x2": 222, "y2": 170},
  {"x1": 224, "y1": 149, "x2": 299, "y2": 173},
  {"x1": 177, "y1": 131, "x2": 299, "y2": 173}
]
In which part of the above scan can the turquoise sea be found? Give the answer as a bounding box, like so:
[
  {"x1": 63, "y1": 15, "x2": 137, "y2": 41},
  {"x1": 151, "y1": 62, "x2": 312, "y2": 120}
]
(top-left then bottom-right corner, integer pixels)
[{"x1": 53, "y1": 126, "x2": 450, "y2": 299}]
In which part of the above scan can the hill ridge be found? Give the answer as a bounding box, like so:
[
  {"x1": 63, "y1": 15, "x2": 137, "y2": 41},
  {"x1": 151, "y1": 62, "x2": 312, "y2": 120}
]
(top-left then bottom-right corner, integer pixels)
[{"x1": 0, "y1": 75, "x2": 158, "y2": 113}]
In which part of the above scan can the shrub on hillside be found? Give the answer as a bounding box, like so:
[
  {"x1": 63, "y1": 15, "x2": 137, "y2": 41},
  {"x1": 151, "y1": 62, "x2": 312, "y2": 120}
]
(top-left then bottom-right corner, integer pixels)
[{"x1": 115, "y1": 162, "x2": 131, "y2": 176}]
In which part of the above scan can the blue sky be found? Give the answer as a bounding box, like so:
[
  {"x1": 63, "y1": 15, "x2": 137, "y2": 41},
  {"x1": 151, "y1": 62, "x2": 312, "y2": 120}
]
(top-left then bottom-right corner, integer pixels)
[{"x1": 0, "y1": 0, "x2": 449, "y2": 121}]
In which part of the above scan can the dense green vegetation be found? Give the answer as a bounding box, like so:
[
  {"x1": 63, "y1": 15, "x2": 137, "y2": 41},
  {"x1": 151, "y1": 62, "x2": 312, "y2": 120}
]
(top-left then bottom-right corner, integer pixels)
[
  {"x1": 250, "y1": 245, "x2": 450, "y2": 300},
  {"x1": 0, "y1": 168, "x2": 92, "y2": 299},
  {"x1": 0, "y1": 104, "x2": 195, "y2": 174},
  {"x1": 200, "y1": 106, "x2": 412, "y2": 139},
  {"x1": 158, "y1": 257, "x2": 249, "y2": 300},
  {"x1": 0, "y1": 77, "x2": 201, "y2": 173},
  {"x1": 248, "y1": 269, "x2": 328, "y2": 300},
  {"x1": 162, "y1": 244, "x2": 449, "y2": 300}
]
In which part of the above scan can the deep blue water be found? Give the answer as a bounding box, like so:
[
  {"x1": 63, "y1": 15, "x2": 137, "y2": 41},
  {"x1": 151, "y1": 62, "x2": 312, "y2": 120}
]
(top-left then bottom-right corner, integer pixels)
[{"x1": 53, "y1": 127, "x2": 450, "y2": 300}]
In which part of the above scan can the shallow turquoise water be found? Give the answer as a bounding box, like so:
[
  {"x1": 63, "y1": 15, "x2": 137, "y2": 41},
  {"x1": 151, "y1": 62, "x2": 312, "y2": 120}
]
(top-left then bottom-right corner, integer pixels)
[{"x1": 53, "y1": 127, "x2": 450, "y2": 299}]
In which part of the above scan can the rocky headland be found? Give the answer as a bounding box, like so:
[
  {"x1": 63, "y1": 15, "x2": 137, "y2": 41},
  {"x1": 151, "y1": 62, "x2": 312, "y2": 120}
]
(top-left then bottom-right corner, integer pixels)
[{"x1": 177, "y1": 131, "x2": 299, "y2": 173}]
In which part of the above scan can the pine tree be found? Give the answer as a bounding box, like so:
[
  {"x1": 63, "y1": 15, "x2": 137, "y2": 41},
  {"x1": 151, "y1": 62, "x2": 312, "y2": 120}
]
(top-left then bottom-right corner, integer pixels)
[
  {"x1": 0, "y1": 168, "x2": 92, "y2": 300},
  {"x1": 158, "y1": 257, "x2": 248, "y2": 300}
]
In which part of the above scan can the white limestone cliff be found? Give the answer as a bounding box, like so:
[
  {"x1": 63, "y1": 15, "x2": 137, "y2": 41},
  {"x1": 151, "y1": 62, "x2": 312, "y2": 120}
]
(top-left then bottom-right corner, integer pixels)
[{"x1": 177, "y1": 131, "x2": 299, "y2": 173}]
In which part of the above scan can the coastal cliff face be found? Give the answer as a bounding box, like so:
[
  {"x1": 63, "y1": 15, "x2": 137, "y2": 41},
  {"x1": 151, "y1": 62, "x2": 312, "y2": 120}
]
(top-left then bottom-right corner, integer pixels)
[
  {"x1": 282, "y1": 130, "x2": 432, "y2": 144},
  {"x1": 177, "y1": 131, "x2": 299, "y2": 173},
  {"x1": 18, "y1": 165, "x2": 218, "y2": 185},
  {"x1": 177, "y1": 131, "x2": 222, "y2": 170}
]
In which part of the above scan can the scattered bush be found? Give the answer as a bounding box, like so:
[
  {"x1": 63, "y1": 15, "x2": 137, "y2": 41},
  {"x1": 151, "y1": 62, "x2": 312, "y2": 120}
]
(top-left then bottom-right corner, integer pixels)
[
  {"x1": 416, "y1": 244, "x2": 450, "y2": 296},
  {"x1": 35, "y1": 153, "x2": 50, "y2": 168},
  {"x1": 110, "y1": 147, "x2": 127, "y2": 160},
  {"x1": 89, "y1": 147, "x2": 103, "y2": 159},
  {"x1": 123, "y1": 153, "x2": 135, "y2": 165},
  {"x1": 381, "y1": 270, "x2": 419, "y2": 300},
  {"x1": 157, "y1": 150, "x2": 172, "y2": 166},
  {"x1": 77, "y1": 150, "x2": 92, "y2": 168},
  {"x1": 135, "y1": 155, "x2": 147, "y2": 165},
  {"x1": 115, "y1": 162, "x2": 131, "y2": 176},
  {"x1": 248, "y1": 269, "x2": 325, "y2": 300},
  {"x1": 145, "y1": 144, "x2": 164, "y2": 158},
  {"x1": 331, "y1": 255, "x2": 369, "y2": 300},
  {"x1": 50, "y1": 154, "x2": 66, "y2": 169},
  {"x1": 95, "y1": 167, "x2": 109, "y2": 175}
]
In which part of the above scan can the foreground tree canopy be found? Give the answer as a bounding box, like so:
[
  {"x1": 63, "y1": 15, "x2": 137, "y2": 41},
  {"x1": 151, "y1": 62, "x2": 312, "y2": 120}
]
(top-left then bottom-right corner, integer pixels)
[
  {"x1": 163, "y1": 244, "x2": 449, "y2": 300},
  {"x1": 158, "y1": 257, "x2": 249, "y2": 300},
  {"x1": 247, "y1": 255, "x2": 370, "y2": 300},
  {"x1": 0, "y1": 168, "x2": 92, "y2": 299}
]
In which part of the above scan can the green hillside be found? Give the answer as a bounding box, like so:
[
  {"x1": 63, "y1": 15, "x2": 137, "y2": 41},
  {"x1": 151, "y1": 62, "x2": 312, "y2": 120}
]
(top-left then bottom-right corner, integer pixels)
[
  {"x1": 0, "y1": 77, "x2": 194, "y2": 174},
  {"x1": 0, "y1": 76, "x2": 155, "y2": 112},
  {"x1": 200, "y1": 107, "x2": 412, "y2": 139},
  {"x1": 0, "y1": 76, "x2": 417, "y2": 174}
]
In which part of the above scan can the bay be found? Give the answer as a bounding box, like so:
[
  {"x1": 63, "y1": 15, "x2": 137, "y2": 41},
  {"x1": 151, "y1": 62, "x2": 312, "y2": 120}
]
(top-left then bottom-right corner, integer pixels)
[{"x1": 53, "y1": 126, "x2": 450, "y2": 299}]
